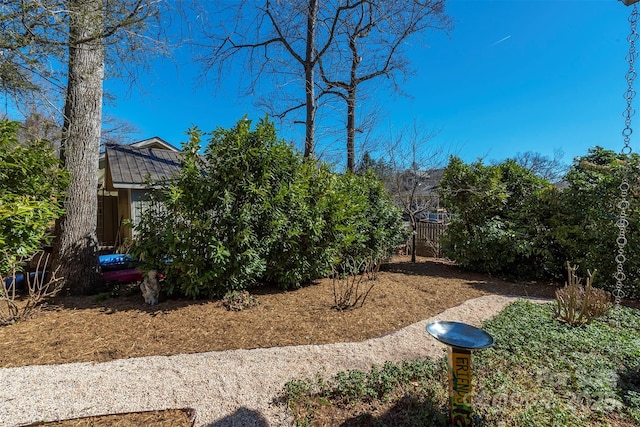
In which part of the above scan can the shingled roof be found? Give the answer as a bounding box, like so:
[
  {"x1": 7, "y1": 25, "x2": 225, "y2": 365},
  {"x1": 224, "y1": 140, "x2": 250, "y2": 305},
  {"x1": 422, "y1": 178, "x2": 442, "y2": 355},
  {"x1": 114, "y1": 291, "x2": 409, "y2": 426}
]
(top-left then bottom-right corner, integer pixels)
[{"x1": 104, "y1": 144, "x2": 183, "y2": 190}]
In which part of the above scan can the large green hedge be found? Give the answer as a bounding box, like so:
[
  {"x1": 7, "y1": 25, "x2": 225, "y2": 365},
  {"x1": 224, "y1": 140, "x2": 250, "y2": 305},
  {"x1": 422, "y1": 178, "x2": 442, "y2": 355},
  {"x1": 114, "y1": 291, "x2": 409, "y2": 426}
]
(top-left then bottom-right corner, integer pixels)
[
  {"x1": 439, "y1": 157, "x2": 556, "y2": 279},
  {"x1": 130, "y1": 117, "x2": 406, "y2": 298},
  {"x1": 439, "y1": 147, "x2": 640, "y2": 298},
  {"x1": 0, "y1": 120, "x2": 68, "y2": 274},
  {"x1": 553, "y1": 147, "x2": 640, "y2": 298}
]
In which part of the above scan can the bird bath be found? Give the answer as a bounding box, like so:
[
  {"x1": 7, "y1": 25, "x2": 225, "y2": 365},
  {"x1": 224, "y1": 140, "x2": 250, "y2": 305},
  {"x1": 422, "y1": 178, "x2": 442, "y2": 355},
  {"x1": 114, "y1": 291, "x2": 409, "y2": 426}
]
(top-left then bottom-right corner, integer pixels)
[{"x1": 426, "y1": 321, "x2": 495, "y2": 426}]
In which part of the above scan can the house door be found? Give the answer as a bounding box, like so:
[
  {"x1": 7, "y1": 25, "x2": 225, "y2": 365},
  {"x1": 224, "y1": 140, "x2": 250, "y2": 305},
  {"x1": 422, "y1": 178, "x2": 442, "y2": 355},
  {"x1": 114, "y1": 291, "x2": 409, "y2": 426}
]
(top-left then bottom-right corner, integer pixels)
[{"x1": 97, "y1": 193, "x2": 119, "y2": 245}]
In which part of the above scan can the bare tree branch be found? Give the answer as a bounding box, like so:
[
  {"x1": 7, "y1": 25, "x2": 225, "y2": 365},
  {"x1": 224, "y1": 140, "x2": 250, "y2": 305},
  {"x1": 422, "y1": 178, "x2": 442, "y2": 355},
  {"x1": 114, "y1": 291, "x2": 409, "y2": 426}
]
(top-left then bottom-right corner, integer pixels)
[
  {"x1": 317, "y1": 0, "x2": 452, "y2": 171},
  {"x1": 196, "y1": 0, "x2": 386, "y2": 159}
]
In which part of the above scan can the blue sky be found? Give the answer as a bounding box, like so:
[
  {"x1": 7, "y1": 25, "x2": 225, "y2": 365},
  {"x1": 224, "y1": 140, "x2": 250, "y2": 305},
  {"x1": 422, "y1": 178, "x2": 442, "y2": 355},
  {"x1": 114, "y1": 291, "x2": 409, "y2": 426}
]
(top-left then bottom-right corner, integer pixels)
[{"x1": 104, "y1": 0, "x2": 638, "y2": 168}]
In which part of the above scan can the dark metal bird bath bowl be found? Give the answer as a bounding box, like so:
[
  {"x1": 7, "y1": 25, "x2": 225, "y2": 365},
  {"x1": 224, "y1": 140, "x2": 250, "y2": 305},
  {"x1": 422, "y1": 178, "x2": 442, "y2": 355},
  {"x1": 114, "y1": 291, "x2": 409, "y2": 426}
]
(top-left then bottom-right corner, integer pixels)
[{"x1": 426, "y1": 321, "x2": 495, "y2": 426}]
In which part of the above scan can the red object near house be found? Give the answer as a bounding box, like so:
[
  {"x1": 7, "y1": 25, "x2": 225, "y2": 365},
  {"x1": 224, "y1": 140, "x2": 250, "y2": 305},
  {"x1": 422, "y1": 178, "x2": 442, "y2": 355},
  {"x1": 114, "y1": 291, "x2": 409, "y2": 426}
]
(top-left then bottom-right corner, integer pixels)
[{"x1": 102, "y1": 268, "x2": 143, "y2": 284}]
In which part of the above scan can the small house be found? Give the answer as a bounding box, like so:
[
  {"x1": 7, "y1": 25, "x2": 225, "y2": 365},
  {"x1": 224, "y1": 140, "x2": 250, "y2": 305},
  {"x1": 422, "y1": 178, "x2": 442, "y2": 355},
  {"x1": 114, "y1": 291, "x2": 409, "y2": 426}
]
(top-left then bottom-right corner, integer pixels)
[{"x1": 98, "y1": 137, "x2": 181, "y2": 247}]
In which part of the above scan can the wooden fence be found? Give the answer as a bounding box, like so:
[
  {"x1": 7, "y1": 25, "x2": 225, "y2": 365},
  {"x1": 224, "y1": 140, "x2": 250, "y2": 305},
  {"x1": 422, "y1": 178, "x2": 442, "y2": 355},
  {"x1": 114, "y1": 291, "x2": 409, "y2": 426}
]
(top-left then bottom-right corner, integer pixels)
[{"x1": 414, "y1": 221, "x2": 448, "y2": 258}]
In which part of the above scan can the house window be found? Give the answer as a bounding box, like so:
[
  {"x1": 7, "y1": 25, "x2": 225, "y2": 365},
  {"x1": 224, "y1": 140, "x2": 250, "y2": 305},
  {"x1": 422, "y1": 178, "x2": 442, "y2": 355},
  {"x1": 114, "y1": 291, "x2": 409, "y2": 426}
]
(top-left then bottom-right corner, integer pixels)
[
  {"x1": 131, "y1": 189, "x2": 152, "y2": 232},
  {"x1": 130, "y1": 189, "x2": 167, "y2": 237}
]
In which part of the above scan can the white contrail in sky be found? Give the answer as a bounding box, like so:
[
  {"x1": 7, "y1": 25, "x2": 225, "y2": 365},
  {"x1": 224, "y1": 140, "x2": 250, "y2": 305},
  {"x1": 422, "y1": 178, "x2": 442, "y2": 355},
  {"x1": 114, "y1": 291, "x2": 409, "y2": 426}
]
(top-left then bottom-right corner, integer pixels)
[{"x1": 489, "y1": 35, "x2": 512, "y2": 47}]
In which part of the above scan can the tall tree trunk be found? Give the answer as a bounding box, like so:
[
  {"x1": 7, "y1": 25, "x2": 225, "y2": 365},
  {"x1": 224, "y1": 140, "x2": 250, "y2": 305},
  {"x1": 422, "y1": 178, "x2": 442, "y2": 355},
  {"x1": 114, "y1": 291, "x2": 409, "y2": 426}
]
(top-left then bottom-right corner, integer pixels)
[
  {"x1": 411, "y1": 221, "x2": 417, "y2": 263},
  {"x1": 303, "y1": 0, "x2": 318, "y2": 159},
  {"x1": 346, "y1": 87, "x2": 356, "y2": 172},
  {"x1": 53, "y1": 0, "x2": 105, "y2": 294},
  {"x1": 346, "y1": 30, "x2": 361, "y2": 172}
]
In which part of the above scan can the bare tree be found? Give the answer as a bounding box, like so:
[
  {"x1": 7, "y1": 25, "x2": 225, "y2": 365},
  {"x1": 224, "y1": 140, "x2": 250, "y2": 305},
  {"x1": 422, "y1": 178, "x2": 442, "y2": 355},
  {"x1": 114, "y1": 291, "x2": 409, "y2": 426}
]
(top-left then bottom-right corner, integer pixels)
[
  {"x1": 511, "y1": 150, "x2": 568, "y2": 183},
  {"x1": 101, "y1": 114, "x2": 141, "y2": 147},
  {"x1": 199, "y1": 0, "x2": 412, "y2": 160},
  {"x1": 12, "y1": 106, "x2": 140, "y2": 157},
  {"x1": 319, "y1": 0, "x2": 451, "y2": 171},
  {"x1": 384, "y1": 125, "x2": 447, "y2": 262},
  {"x1": 17, "y1": 108, "x2": 62, "y2": 147}
]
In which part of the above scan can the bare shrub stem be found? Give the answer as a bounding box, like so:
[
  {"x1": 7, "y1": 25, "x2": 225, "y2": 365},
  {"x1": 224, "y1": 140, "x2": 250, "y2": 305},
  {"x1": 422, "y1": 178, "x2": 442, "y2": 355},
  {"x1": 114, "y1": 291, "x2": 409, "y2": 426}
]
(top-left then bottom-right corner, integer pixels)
[
  {"x1": 1, "y1": 253, "x2": 63, "y2": 326},
  {"x1": 332, "y1": 256, "x2": 378, "y2": 310}
]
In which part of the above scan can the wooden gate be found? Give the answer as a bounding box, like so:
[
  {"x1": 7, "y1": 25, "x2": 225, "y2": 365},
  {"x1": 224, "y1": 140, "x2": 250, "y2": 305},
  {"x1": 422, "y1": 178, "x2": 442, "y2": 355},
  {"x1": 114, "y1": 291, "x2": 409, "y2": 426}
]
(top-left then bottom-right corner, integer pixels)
[{"x1": 415, "y1": 222, "x2": 448, "y2": 258}]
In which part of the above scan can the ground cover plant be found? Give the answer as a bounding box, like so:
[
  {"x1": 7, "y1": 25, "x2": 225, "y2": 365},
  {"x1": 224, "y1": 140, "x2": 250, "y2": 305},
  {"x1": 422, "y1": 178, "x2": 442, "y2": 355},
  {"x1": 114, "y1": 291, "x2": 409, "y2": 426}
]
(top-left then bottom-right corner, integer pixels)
[{"x1": 282, "y1": 300, "x2": 640, "y2": 426}]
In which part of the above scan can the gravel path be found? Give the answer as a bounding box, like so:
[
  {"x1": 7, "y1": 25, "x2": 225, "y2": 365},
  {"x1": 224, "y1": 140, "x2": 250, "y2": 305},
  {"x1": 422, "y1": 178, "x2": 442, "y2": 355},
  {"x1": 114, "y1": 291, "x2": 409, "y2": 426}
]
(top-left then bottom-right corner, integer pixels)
[{"x1": 0, "y1": 295, "x2": 549, "y2": 427}]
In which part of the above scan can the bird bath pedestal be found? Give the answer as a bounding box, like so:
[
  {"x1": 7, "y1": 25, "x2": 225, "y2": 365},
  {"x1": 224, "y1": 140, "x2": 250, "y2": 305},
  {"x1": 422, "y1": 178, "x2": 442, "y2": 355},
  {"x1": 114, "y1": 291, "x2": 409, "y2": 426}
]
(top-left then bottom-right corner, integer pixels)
[{"x1": 426, "y1": 321, "x2": 495, "y2": 427}]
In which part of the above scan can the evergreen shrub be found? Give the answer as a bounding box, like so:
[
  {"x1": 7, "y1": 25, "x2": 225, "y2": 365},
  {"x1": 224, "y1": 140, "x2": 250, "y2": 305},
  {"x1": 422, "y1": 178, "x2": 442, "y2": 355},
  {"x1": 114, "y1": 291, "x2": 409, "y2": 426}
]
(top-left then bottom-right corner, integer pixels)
[
  {"x1": 439, "y1": 148, "x2": 640, "y2": 298},
  {"x1": 0, "y1": 120, "x2": 68, "y2": 274},
  {"x1": 131, "y1": 117, "x2": 406, "y2": 298}
]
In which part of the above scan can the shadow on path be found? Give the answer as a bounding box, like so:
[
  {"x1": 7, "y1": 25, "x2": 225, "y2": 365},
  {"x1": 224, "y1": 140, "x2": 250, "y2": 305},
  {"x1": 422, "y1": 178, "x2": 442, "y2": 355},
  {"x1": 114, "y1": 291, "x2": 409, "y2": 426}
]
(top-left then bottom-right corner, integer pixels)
[{"x1": 206, "y1": 407, "x2": 269, "y2": 427}]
